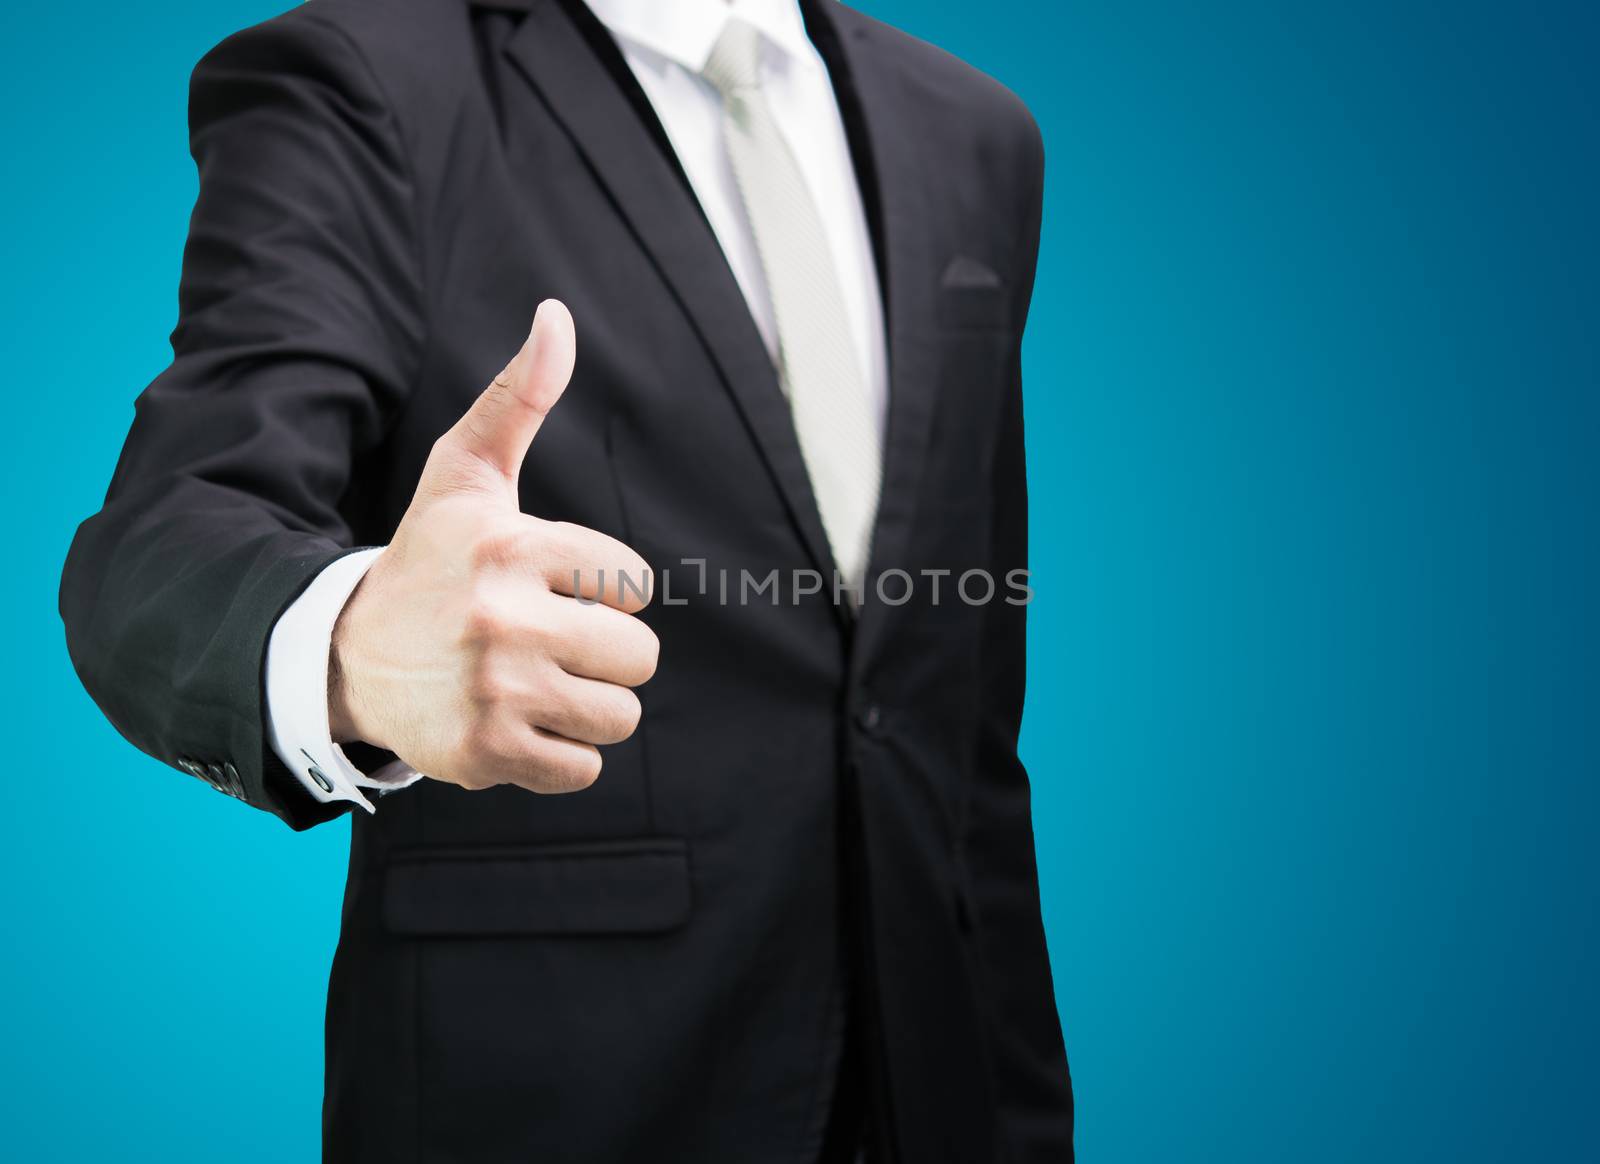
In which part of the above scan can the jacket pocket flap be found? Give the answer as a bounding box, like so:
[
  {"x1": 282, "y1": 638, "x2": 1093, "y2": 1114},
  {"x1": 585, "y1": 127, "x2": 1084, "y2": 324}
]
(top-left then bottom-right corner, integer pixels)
[{"x1": 383, "y1": 838, "x2": 691, "y2": 937}]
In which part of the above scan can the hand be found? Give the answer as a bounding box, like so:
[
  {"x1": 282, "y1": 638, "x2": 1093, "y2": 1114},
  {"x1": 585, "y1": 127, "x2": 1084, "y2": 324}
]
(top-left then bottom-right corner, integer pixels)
[{"x1": 328, "y1": 300, "x2": 658, "y2": 793}]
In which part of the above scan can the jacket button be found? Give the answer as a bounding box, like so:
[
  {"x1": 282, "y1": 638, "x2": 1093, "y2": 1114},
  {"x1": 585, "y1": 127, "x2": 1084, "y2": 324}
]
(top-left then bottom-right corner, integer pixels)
[
  {"x1": 223, "y1": 762, "x2": 244, "y2": 798},
  {"x1": 855, "y1": 703, "x2": 883, "y2": 735},
  {"x1": 206, "y1": 763, "x2": 229, "y2": 792}
]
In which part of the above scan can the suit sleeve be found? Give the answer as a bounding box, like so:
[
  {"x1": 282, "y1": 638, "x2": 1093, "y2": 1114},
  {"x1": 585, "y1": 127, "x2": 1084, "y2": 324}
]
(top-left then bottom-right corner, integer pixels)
[
  {"x1": 962, "y1": 120, "x2": 1077, "y2": 1159},
  {"x1": 59, "y1": 11, "x2": 424, "y2": 831}
]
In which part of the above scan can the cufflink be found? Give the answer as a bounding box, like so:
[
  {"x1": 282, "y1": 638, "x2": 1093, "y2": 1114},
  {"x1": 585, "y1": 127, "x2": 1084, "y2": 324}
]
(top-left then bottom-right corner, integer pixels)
[{"x1": 306, "y1": 761, "x2": 334, "y2": 794}]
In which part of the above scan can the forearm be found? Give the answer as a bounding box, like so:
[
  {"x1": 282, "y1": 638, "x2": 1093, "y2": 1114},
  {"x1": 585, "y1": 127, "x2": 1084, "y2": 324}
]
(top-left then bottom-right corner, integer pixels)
[
  {"x1": 61, "y1": 479, "x2": 355, "y2": 828},
  {"x1": 59, "y1": 8, "x2": 424, "y2": 829}
]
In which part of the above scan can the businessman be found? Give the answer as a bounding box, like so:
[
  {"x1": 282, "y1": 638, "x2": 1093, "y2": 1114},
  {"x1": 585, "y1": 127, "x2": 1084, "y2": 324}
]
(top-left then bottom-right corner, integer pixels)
[{"x1": 61, "y1": 0, "x2": 1071, "y2": 1160}]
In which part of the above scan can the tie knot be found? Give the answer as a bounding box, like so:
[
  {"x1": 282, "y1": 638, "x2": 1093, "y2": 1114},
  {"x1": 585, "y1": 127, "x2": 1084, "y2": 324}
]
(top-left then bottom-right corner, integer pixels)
[{"x1": 701, "y1": 18, "x2": 764, "y2": 97}]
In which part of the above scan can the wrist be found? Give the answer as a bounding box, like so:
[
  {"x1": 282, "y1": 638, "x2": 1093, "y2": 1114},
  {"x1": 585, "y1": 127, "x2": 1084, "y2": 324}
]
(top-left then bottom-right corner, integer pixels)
[
  {"x1": 328, "y1": 579, "x2": 376, "y2": 747},
  {"x1": 328, "y1": 642, "x2": 357, "y2": 745}
]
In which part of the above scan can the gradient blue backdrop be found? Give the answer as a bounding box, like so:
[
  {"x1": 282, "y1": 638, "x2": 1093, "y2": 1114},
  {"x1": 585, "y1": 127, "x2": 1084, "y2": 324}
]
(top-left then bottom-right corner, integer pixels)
[{"x1": 3, "y1": 2, "x2": 1596, "y2": 1160}]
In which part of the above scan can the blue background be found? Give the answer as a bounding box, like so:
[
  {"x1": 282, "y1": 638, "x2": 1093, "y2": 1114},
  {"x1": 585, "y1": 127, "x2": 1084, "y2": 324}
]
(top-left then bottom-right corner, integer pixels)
[{"x1": 3, "y1": 1, "x2": 1595, "y2": 1160}]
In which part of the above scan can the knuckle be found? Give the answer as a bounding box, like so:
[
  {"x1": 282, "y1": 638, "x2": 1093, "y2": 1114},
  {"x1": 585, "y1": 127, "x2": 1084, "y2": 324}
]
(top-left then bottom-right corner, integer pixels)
[
  {"x1": 455, "y1": 709, "x2": 499, "y2": 761},
  {"x1": 549, "y1": 524, "x2": 649, "y2": 589},
  {"x1": 564, "y1": 747, "x2": 603, "y2": 791},
  {"x1": 547, "y1": 520, "x2": 589, "y2": 543},
  {"x1": 623, "y1": 552, "x2": 653, "y2": 592},
  {"x1": 531, "y1": 739, "x2": 602, "y2": 794},
  {"x1": 541, "y1": 520, "x2": 587, "y2": 562},
  {"x1": 624, "y1": 622, "x2": 661, "y2": 686},
  {"x1": 590, "y1": 536, "x2": 649, "y2": 590},
  {"x1": 543, "y1": 608, "x2": 590, "y2": 662},
  {"x1": 640, "y1": 625, "x2": 661, "y2": 680},
  {"x1": 577, "y1": 687, "x2": 638, "y2": 745},
  {"x1": 613, "y1": 550, "x2": 653, "y2": 601},
  {"x1": 468, "y1": 528, "x2": 531, "y2": 574},
  {"x1": 462, "y1": 657, "x2": 510, "y2": 708},
  {"x1": 458, "y1": 714, "x2": 527, "y2": 779},
  {"x1": 460, "y1": 580, "x2": 542, "y2": 651},
  {"x1": 612, "y1": 688, "x2": 643, "y2": 739},
  {"x1": 535, "y1": 672, "x2": 579, "y2": 728},
  {"x1": 460, "y1": 601, "x2": 510, "y2": 650}
]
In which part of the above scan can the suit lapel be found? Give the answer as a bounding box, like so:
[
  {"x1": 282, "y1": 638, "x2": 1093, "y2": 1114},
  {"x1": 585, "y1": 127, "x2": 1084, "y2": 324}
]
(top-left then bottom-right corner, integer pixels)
[
  {"x1": 500, "y1": 0, "x2": 942, "y2": 641},
  {"x1": 502, "y1": 0, "x2": 842, "y2": 592},
  {"x1": 808, "y1": 3, "x2": 942, "y2": 653}
]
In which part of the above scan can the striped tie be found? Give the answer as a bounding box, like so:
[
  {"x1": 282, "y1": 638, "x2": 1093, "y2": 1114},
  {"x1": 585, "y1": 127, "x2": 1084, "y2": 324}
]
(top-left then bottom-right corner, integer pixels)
[{"x1": 702, "y1": 18, "x2": 883, "y2": 601}]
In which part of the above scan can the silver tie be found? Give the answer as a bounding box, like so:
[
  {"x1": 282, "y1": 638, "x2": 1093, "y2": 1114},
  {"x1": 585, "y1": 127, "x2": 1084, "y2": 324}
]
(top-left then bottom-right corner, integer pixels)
[{"x1": 702, "y1": 19, "x2": 883, "y2": 600}]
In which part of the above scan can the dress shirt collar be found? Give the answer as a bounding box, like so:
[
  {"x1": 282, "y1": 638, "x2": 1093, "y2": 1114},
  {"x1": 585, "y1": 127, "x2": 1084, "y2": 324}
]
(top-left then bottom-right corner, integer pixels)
[{"x1": 583, "y1": 0, "x2": 813, "y2": 74}]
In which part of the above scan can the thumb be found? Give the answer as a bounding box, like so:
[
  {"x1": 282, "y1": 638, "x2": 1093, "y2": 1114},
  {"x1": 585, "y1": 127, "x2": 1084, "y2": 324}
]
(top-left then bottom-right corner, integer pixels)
[{"x1": 431, "y1": 299, "x2": 577, "y2": 487}]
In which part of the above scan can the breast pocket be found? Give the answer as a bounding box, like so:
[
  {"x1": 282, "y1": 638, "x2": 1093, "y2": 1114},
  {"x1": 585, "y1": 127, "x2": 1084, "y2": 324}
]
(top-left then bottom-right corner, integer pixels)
[
  {"x1": 921, "y1": 257, "x2": 1013, "y2": 562},
  {"x1": 938, "y1": 255, "x2": 1011, "y2": 329}
]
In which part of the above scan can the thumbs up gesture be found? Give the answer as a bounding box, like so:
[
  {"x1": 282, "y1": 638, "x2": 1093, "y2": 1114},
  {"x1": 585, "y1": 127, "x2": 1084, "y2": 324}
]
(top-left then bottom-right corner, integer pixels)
[{"x1": 328, "y1": 301, "x2": 658, "y2": 793}]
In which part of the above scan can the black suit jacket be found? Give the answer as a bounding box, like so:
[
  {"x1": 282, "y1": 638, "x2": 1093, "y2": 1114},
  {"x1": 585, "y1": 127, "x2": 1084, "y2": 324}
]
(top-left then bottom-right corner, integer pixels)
[{"x1": 60, "y1": 0, "x2": 1072, "y2": 1160}]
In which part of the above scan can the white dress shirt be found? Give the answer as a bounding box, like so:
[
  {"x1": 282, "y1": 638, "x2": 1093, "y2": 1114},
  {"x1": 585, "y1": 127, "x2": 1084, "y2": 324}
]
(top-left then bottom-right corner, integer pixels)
[{"x1": 264, "y1": 0, "x2": 888, "y2": 810}]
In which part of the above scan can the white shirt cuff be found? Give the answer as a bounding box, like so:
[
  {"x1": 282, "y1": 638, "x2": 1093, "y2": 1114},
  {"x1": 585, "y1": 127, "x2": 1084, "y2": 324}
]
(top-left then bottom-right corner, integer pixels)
[{"x1": 264, "y1": 547, "x2": 424, "y2": 813}]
